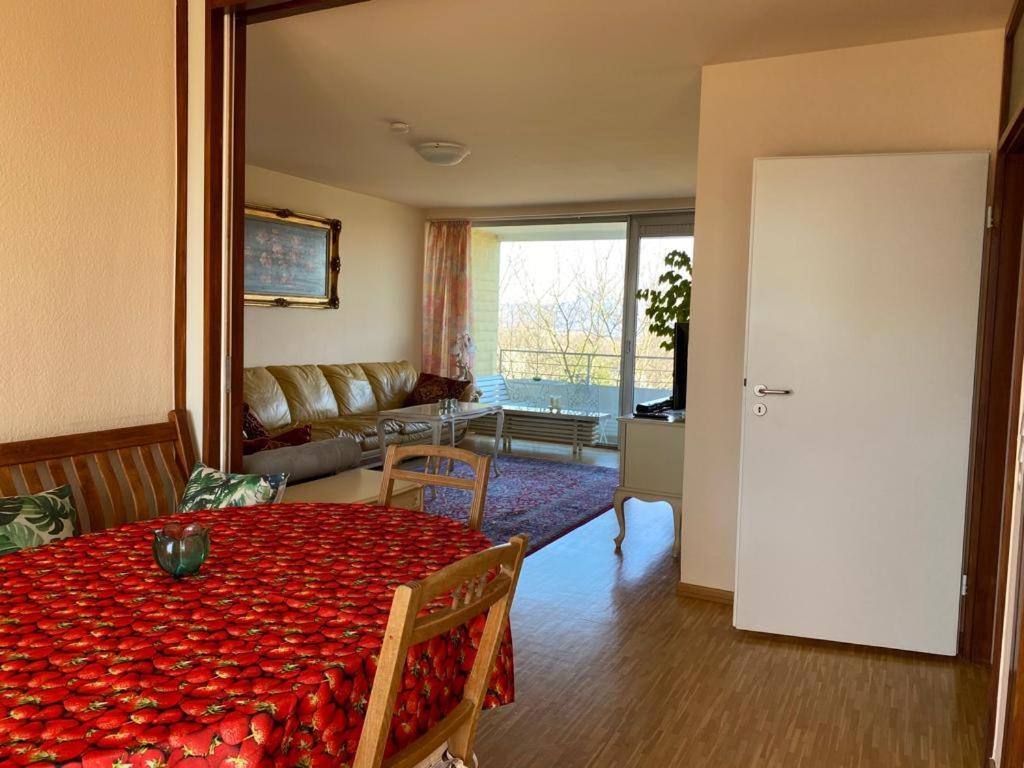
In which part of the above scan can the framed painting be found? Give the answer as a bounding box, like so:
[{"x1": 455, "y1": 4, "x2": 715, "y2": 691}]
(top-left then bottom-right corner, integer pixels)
[{"x1": 243, "y1": 204, "x2": 341, "y2": 308}]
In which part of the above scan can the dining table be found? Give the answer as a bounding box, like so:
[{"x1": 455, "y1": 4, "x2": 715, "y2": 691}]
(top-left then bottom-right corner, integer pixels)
[{"x1": 0, "y1": 503, "x2": 514, "y2": 768}]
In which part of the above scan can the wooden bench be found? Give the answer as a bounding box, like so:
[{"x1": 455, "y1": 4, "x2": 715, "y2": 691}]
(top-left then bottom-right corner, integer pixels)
[
  {"x1": 0, "y1": 410, "x2": 195, "y2": 534},
  {"x1": 473, "y1": 374, "x2": 606, "y2": 456}
]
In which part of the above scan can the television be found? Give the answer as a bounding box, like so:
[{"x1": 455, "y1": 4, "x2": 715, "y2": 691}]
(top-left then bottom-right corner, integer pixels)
[{"x1": 671, "y1": 321, "x2": 689, "y2": 411}]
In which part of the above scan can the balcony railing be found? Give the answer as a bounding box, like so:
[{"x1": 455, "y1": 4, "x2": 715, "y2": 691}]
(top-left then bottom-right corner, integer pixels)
[
  {"x1": 494, "y1": 348, "x2": 674, "y2": 444},
  {"x1": 497, "y1": 348, "x2": 673, "y2": 390}
]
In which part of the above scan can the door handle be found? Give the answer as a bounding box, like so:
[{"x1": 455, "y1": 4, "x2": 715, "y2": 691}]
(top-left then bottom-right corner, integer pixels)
[{"x1": 753, "y1": 384, "x2": 793, "y2": 397}]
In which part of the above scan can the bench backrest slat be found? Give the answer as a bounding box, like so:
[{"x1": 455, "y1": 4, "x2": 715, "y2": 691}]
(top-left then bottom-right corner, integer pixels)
[
  {"x1": 474, "y1": 374, "x2": 510, "y2": 405},
  {"x1": 0, "y1": 410, "x2": 196, "y2": 533}
]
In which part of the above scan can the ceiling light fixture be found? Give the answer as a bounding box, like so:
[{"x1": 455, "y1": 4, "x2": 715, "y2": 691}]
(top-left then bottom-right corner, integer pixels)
[
  {"x1": 415, "y1": 141, "x2": 471, "y2": 167},
  {"x1": 389, "y1": 121, "x2": 411, "y2": 134}
]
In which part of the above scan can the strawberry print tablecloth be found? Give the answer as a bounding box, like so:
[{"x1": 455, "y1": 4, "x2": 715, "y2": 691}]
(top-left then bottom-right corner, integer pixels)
[{"x1": 0, "y1": 503, "x2": 514, "y2": 767}]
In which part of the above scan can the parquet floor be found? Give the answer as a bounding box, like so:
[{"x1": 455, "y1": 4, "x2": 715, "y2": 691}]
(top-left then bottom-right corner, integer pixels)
[{"x1": 474, "y1": 504, "x2": 989, "y2": 768}]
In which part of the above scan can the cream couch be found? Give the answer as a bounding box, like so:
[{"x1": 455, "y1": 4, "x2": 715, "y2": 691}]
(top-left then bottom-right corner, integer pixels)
[{"x1": 243, "y1": 361, "x2": 470, "y2": 461}]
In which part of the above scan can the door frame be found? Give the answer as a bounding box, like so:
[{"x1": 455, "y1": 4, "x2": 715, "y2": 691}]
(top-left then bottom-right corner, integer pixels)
[
  {"x1": 200, "y1": 0, "x2": 372, "y2": 470},
  {"x1": 987, "y1": 0, "x2": 1024, "y2": 763},
  {"x1": 193, "y1": 0, "x2": 1017, "y2": 676}
]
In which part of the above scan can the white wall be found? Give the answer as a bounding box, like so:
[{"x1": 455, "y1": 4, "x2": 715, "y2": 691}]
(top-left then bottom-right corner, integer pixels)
[
  {"x1": 0, "y1": 0, "x2": 176, "y2": 441},
  {"x1": 243, "y1": 166, "x2": 425, "y2": 367},
  {"x1": 681, "y1": 30, "x2": 1004, "y2": 592}
]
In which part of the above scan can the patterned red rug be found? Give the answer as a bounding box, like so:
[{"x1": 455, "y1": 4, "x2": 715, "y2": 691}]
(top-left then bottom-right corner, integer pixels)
[{"x1": 423, "y1": 454, "x2": 618, "y2": 554}]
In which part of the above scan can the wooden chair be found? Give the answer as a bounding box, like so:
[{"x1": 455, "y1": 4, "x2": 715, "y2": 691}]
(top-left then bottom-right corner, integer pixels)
[
  {"x1": 353, "y1": 534, "x2": 528, "y2": 768},
  {"x1": 0, "y1": 409, "x2": 195, "y2": 533},
  {"x1": 378, "y1": 445, "x2": 491, "y2": 531}
]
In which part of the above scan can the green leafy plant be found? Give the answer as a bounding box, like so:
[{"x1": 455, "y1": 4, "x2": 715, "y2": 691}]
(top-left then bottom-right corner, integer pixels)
[{"x1": 636, "y1": 250, "x2": 692, "y2": 351}]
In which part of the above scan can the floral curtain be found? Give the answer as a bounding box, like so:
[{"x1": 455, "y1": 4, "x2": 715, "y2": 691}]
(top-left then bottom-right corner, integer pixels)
[{"x1": 422, "y1": 220, "x2": 473, "y2": 377}]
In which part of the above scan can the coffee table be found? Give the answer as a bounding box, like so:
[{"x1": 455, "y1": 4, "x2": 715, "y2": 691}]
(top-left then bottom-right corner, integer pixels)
[{"x1": 377, "y1": 401, "x2": 505, "y2": 476}]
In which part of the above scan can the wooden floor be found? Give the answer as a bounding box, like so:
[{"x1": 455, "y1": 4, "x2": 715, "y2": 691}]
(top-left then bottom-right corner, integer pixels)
[{"x1": 474, "y1": 505, "x2": 989, "y2": 768}]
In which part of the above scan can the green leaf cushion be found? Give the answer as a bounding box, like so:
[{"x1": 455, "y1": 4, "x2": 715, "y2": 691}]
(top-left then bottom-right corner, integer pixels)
[
  {"x1": 0, "y1": 485, "x2": 80, "y2": 556},
  {"x1": 177, "y1": 463, "x2": 288, "y2": 513}
]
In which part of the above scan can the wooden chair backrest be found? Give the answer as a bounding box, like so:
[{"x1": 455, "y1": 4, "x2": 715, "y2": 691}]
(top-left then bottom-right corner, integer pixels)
[
  {"x1": 353, "y1": 534, "x2": 528, "y2": 768},
  {"x1": 378, "y1": 444, "x2": 491, "y2": 531},
  {"x1": 0, "y1": 410, "x2": 196, "y2": 533}
]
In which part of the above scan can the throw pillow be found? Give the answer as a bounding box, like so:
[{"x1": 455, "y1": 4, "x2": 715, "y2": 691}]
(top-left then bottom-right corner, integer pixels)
[
  {"x1": 0, "y1": 485, "x2": 79, "y2": 556},
  {"x1": 242, "y1": 436, "x2": 275, "y2": 456},
  {"x1": 272, "y1": 424, "x2": 313, "y2": 447},
  {"x1": 178, "y1": 463, "x2": 288, "y2": 512},
  {"x1": 242, "y1": 403, "x2": 270, "y2": 440},
  {"x1": 404, "y1": 373, "x2": 473, "y2": 406}
]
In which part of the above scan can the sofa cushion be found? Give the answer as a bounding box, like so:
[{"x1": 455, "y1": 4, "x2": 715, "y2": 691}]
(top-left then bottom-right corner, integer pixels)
[
  {"x1": 404, "y1": 372, "x2": 474, "y2": 406},
  {"x1": 243, "y1": 368, "x2": 293, "y2": 431},
  {"x1": 242, "y1": 403, "x2": 271, "y2": 440},
  {"x1": 320, "y1": 364, "x2": 376, "y2": 415},
  {"x1": 317, "y1": 415, "x2": 403, "y2": 437},
  {"x1": 362, "y1": 361, "x2": 418, "y2": 410},
  {"x1": 268, "y1": 365, "x2": 340, "y2": 423},
  {"x1": 399, "y1": 421, "x2": 432, "y2": 436},
  {"x1": 360, "y1": 427, "x2": 453, "y2": 452}
]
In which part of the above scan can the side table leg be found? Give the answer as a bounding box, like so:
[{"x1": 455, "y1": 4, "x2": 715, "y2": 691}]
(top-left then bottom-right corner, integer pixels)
[
  {"x1": 492, "y1": 410, "x2": 504, "y2": 477},
  {"x1": 614, "y1": 491, "x2": 627, "y2": 552}
]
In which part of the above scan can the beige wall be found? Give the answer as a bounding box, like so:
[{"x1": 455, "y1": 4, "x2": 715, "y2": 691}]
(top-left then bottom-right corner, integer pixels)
[
  {"x1": 243, "y1": 166, "x2": 426, "y2": 368},
  {"x1": 471, "y1": 230, "x2": 501, "y2": 376},
  {"x1": 0, "y1": 1, "x2": 176, "y2": 441},
  {"x1": 682, "y1": 30, "x2": 1004, "y2": 591}
]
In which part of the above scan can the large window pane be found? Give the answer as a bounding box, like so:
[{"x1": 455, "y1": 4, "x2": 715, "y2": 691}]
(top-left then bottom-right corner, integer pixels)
[
  {"x1": 472, "y1": 222, "x2": 627, "y2": 444},
  {"x1": 634, "y1": 235, "x2": 694, "y2": 409}
]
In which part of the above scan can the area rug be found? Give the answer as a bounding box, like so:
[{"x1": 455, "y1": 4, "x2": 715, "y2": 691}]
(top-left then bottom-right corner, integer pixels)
[{"x1": 423, "y1": 455, "x2": 618, "y2": 554}]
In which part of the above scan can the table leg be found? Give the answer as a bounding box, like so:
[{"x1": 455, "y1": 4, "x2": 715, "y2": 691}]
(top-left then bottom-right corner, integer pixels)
[
  {"x1": 613, "y1": 490, "x2": 627, "y2": 552},
  {"x1": 448, "y1": 417, "x2": 457, "y2": 475},
  {"x1": 492, "y1": 410, "x2": 504, "y2": 477},
  {"x1": 376, "y1": 416, "x2": 387, "y2": 463},
  {"x1": 430, "y1": 422, "x2": 441, "y2": 474}
]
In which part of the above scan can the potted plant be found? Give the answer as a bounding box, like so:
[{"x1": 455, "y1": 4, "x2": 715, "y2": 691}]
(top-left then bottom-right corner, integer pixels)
[{"x1": 636, "y1": 250, "x2": 692, "y2": 350}]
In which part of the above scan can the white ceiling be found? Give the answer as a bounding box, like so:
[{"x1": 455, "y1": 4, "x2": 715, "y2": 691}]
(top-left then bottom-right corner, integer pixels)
[{"x1": 246, "y1": 0, "x2": 1010, "y2": 210}]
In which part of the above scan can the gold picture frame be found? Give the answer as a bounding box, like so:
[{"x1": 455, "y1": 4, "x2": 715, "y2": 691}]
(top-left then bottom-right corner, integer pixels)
[{"x1": 243, "y1": 204, "x2": 341, "y2": 308}]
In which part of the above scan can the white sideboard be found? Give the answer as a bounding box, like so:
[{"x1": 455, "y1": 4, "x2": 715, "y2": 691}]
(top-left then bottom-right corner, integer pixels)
[{"x1": 614, "y1": 415, "x2": 684, "y2": 557}]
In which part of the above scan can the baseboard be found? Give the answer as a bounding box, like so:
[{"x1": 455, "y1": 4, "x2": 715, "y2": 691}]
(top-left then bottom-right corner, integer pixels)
[{"x1": 677, "y1": 581, "x2": 734, "y2": 605}]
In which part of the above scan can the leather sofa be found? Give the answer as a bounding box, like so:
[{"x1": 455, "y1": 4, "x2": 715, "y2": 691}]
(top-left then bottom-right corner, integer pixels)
[{"x1": 243, "y1": 361, "x2": 470, "y2": 460}]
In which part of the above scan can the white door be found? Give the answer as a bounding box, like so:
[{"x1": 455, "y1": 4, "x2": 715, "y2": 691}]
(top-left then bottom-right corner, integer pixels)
[{"x1": 734, "y1": 153, "x2": 989, "y2": 655}]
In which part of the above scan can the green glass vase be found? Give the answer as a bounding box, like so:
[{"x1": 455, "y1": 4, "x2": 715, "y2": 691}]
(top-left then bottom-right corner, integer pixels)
[{"x1": 153, "y1": 525, "x2": 210, "y2": 578}]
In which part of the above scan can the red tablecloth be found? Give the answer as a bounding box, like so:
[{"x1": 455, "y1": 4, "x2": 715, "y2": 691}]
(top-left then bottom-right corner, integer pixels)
[{"x1": 0, "y1": 503, "x2": 514, "y2": 768}]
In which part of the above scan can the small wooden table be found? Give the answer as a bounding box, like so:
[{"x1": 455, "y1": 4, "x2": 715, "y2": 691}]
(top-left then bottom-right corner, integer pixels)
[{"x1": 282, "y1": 467, "x2": 422, "y2": 510}]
